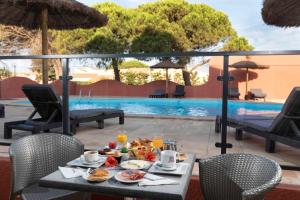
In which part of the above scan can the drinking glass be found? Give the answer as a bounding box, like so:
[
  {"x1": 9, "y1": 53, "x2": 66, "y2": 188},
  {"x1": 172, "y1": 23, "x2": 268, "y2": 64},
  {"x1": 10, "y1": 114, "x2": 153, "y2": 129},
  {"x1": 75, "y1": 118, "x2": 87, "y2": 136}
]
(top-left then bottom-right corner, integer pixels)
[
  {"x1": 117, "y1": 133, "x2": 128, "y2": 148},
  {"x1": 152, "y1": 136, "x2": 164, "y2": 160}
]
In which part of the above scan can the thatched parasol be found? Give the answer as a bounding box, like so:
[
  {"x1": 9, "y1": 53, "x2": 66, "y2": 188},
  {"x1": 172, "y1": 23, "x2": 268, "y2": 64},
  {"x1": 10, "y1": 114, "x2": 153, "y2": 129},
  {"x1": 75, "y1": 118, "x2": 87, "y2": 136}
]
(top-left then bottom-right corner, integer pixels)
[
  {"x1": 0, "y1": 0, "x2": 108, "y2": 84},
  {"x1": 229, "y1": 60, "x2": 269, "y2": 95},
  {"x1": 150, "y1": 59, "x2": 184, "y2": 96},
  {"x1": 262, "y1": 0, "x2": 300, "y2": 27}
]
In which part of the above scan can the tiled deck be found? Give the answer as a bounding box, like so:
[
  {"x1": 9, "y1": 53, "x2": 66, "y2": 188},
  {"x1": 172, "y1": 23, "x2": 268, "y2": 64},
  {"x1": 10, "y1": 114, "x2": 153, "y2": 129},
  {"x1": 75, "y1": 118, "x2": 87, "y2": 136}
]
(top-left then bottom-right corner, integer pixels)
[{"x1": 1, "y1": 104, "x2": 300, "y2": 185}]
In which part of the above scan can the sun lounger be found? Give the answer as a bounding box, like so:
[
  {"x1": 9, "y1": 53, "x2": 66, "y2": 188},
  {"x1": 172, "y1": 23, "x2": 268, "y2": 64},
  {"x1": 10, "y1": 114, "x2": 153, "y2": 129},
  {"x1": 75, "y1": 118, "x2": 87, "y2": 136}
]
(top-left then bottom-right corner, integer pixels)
[
  {"x1": 248, "y1": 88, "x2": 267, "y2": 101},
  {"x1": 228, "y1": 87, "x2": 240, "y2": 99},
  {"x1": 215, "y1": 87, "x2": 300, "y2": 153},
  {"x1": 4, "y1": 84, "x2": 124, "y2": 138},
  {"x1": 173, "y1": 85, "x2": 185, "y2": 98},
  {"x1": 149, "y1": 89, "x2": 167, "y2": 98},
  {"x1": 70, "y1": 108, "x2": 124, "y2": 134},
  {"x1": 0, "y1": 104, "x2": 4, "y2": 118}
]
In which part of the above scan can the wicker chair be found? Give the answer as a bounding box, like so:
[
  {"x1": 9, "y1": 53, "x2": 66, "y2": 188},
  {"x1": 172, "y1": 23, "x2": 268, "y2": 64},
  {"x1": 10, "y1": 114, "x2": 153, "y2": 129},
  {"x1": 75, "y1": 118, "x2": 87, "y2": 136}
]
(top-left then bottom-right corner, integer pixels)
[
  {"x1": 199, "y1": 153, "x2": 282, "y2": 200},
  {"x1": 9, "y1": 133, "x2": 89, "y2": 200}
]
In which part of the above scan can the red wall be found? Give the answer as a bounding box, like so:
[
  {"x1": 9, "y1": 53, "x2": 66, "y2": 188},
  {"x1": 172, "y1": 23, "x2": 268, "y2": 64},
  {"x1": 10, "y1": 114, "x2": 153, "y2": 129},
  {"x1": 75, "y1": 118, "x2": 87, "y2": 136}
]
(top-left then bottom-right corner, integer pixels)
[
  {"x1": 51, "y1": 80, "x2": 77, "y2": 96},
  {"x1": 75, "y1": 66, "x2": 222, "y2": 98},
  {"x1": 185, "y1": 67, "x2": 222, "y2": 98},
  {"x1": 0, "y1": 78, "x2": 77, "y2": 99},
  {"x1": 76, "y1": 80, "x2": 178, "y2": 97},
  {"x1": 0, "y1": 72, "x2": 222, "y2": 99},
  {"x1": 210, "y1": 55, "x2": 300, "y2": 101},
  {"x1": 0, "y1": 77, "x2": 37, "y2": 99}
]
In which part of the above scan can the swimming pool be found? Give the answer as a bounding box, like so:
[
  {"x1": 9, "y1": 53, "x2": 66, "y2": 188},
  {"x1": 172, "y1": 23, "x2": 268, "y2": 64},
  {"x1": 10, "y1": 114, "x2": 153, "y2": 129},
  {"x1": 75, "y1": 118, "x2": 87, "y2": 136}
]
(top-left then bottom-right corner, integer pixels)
[{"x1": 64, "y1": 98, "x2": 282, "y2": 117}]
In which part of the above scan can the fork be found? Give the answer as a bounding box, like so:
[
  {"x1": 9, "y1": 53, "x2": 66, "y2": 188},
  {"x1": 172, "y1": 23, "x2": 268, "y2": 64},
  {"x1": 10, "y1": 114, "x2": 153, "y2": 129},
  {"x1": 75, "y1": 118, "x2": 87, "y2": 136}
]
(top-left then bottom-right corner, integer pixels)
[{"x1": 87, "y1": 168, "x2": 96, "y2": 174}]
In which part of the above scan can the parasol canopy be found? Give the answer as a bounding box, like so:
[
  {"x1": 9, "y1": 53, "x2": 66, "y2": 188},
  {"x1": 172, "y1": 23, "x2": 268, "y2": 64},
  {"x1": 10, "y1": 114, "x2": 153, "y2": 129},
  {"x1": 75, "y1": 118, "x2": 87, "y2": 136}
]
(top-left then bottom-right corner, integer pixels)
[
  {"x1": 150, "y1": 60, "x2": 184, "y2": 69},
  {"x1": 229, "y1": 60, "x2": 269, "y2": 97},
  {"x1": 262, "y1": 0, "x2": 300, "y2": 27},
  {"x1": 150, "y1": 60, "x2": 184, "y2": 96},
  {"x1": 0, "y1": 0, "x2": 108, "y2": 84},
  {"x1": 0, "y1": 0, "x2": 108, "y2": 29}
]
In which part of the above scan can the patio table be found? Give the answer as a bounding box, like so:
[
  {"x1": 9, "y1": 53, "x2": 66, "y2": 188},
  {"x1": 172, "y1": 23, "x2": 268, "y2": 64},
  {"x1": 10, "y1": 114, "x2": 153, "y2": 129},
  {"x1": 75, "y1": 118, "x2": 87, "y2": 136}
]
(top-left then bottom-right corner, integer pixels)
[{"x1": 39, "y1": 153, "x2": 196, "y2": 200}]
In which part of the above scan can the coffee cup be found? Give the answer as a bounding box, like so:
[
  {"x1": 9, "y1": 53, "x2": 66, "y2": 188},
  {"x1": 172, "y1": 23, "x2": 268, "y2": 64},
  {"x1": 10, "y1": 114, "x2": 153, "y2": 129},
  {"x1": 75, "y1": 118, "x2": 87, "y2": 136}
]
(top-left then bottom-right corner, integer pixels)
[
  {"x1": 160, "y1": 150, "x2": 177, "y2": 168},
  {"x1": 80, "y1": 151, "x2": 99, "y2": 163}
]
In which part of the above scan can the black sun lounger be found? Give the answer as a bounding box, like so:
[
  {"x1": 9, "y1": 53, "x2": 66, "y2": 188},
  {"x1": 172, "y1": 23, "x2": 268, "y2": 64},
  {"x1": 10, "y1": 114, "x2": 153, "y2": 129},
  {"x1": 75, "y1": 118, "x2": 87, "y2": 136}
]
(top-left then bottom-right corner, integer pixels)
[
  {"x1": 215, "y1": 87, "x2": 300, "y2": 153},
  {"x1": 0, "y1": 104, "x2": 5, "y2": 118},
  {"x1": 173, "y1": 85, "x2": 185, "y2": 98},
  {"x1": 149, "y1": 89, "x2": 167, "y2": 98},
  {"x1": 228, "y1": 87, "x2": 240, "y2": 99},
  {"x1": 4, "y1": 84, "x2": 124, "y2": 138}
]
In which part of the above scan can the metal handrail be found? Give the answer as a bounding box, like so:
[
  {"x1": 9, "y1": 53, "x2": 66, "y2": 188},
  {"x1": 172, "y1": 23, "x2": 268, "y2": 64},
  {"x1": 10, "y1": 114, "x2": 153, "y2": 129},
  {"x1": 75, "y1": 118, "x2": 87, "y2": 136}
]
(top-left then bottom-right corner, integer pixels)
[
  {"x1": 2, "y1": 50, "x2": 300, "y2": 60},
  {"x1": 2, "y1": 50, "x2": 300, "y2": 154}
]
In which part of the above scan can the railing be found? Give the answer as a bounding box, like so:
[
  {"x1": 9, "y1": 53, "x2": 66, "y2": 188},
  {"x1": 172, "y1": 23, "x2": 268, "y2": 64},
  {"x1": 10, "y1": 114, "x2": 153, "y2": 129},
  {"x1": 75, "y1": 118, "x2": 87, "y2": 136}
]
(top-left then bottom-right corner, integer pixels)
[{"x1": 2, "y1": 50, "x2": 300, "y2": 155}]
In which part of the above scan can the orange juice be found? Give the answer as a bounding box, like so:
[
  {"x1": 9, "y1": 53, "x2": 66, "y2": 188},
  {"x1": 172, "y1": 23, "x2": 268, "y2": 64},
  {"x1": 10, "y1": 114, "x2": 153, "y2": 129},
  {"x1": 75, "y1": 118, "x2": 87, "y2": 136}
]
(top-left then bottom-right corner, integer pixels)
[
  {"x1": 152, "y1": 137, "x2": 163, "y2": 149},
  {"x1": 117, "y1": 134, "x2": 127, "y2": 144}
]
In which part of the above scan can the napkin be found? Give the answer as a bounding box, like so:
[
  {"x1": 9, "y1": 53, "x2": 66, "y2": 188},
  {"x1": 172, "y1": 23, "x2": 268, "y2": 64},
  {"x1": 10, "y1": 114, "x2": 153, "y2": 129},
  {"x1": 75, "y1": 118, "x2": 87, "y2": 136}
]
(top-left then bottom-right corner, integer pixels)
[
  {"x1": 144, "y1": 173, "x2": 164, "y2": 181},
  {"x1": 59, "y1": 167, "x2": 84, "y2": 179},
  {"x1": 138, "y1": 178, "x2": 179, "y2": 186}
]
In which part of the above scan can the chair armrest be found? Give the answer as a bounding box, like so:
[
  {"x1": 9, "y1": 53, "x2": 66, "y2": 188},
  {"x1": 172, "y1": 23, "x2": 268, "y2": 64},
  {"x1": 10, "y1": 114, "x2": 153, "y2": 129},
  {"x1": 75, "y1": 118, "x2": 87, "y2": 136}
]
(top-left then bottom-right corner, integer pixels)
[{"x1": 242, "y1": 166, "x2": 282, "y2": 199}]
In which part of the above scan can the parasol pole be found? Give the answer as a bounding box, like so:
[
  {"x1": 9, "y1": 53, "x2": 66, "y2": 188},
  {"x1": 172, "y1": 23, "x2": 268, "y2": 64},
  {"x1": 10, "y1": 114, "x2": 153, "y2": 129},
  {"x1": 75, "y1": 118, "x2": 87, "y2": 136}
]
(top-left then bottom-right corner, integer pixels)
[
  {"x1": 41, "y1": 8, "x2": 48, "y2": 84},
  {"x1": 166, "y1": 68, "x2": 169, "y2": 97}
]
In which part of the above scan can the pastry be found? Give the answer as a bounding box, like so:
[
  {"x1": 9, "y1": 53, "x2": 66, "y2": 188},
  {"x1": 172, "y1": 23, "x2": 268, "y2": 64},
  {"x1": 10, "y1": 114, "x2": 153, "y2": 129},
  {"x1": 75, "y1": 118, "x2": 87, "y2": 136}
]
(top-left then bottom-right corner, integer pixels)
[{"x1": 87, "y1": 169, "x2": 109, "y2": 182}]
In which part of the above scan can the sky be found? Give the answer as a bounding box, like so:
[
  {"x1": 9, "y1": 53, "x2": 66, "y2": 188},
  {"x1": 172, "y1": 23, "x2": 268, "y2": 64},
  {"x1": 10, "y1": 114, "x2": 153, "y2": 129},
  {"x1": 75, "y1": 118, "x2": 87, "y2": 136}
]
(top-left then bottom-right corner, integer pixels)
[{"x1": 79, "y1": 0, "x2": 300, "y2": 51}]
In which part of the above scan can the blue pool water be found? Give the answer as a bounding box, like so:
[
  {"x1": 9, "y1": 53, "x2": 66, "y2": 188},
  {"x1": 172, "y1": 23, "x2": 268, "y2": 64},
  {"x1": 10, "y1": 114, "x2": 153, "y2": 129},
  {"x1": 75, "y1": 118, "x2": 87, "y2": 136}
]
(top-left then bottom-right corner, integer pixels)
[
  {"x1": 67, "y1": 98, "x2": 282, "y2": 117},
  {"x1": 17, "y1": 98, "x2": 283, "y2": 117}
]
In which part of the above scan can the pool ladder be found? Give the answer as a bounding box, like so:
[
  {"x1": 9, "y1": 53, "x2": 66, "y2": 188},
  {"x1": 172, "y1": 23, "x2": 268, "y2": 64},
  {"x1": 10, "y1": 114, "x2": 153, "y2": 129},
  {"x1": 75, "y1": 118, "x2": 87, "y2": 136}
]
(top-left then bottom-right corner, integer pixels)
[
  {"x1": 78, "y1": 89, "x2": 92, "y2": 104},
  {"x1": 87, "y1": 90, "x2": 92, "y2": 103}
]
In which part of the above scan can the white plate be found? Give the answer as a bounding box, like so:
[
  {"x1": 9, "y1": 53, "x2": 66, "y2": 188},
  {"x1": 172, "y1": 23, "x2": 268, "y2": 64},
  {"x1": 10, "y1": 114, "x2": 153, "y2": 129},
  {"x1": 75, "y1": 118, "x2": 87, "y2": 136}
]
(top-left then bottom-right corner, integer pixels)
[
  {"x1": 82, "y1": 170, "x2": 113, "y2": 183},
  {"x1": 154, "y1": 162, "x2": 177, "y2": 171},
  {"x1": 120, "y1": 160, "x2": 152, "y2": 170},
  {"x1": 114, "y1": 170, "x2": 145, "y2": 183}
]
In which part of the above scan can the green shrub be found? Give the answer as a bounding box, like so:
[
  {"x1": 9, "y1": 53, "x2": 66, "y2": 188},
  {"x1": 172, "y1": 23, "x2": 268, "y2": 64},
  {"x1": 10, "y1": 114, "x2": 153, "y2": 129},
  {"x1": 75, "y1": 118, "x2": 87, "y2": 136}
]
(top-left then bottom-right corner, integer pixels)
[
  {"x1": 174, "y1": 72, "x2": 184, "y2": 85},
  {"x1": 0, "y1": 67, "x2": 12, "y2": 80},
  {"x1": 119, "y1": 60, "x2": 148, "y2": 69},
  {"x1": 151, "y1": 72, "x2": 165, "y2": 81},
  {"x1": 120, "y1": 71, "x2": 149, "y2": 85}
]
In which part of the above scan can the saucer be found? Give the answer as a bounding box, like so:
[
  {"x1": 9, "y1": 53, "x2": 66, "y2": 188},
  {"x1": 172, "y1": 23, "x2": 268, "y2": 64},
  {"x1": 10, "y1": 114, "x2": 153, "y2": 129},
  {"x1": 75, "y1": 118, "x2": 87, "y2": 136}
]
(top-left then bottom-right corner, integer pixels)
[
  {"x1": 81, "y1": 157, "x2": 101, "y2": 165},
  {"x1": 67, "y1": 156, "x2": 106, "y2": 168},
  {"x1": 154, "y1": 162, "x2": 177, "y2": 171}
]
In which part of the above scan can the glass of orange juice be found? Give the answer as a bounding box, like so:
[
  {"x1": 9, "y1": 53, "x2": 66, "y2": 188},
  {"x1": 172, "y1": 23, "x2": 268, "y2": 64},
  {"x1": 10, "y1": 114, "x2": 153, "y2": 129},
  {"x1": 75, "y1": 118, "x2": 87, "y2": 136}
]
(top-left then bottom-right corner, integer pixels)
[
  {"x1": 152, "y1": 137, "x2": 164, "y2": 149},
  {"x1": 152, "y1": 136, "x2": 164, "y2": 160},
  {"x1": 117, "y1": 133, "x2": 128, "y2": 147}
]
